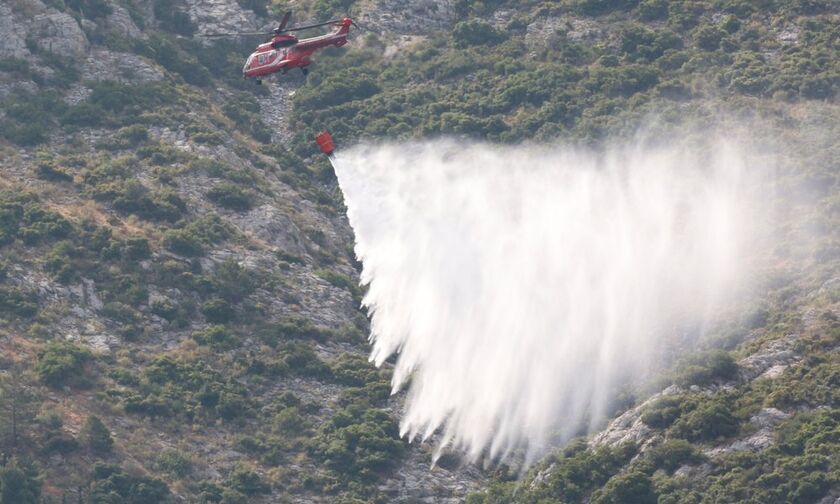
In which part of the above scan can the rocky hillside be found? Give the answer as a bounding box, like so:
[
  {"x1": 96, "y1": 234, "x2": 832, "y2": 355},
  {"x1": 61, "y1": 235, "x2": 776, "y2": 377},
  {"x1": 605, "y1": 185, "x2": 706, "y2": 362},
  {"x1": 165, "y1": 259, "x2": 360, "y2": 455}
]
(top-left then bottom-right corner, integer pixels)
[
  {"x1": 0, "y1": 0, "x2": 486, "y2": 502},
  {"x1": 0, "y1": 0, "x2": 838, "y2": 503}
]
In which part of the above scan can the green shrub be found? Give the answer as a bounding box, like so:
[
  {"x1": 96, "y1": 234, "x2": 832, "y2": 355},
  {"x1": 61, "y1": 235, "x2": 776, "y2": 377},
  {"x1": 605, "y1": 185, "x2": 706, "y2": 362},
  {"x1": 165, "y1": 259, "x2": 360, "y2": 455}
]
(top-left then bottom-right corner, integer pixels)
[
  {"x1": 36, "y1": 342, "x2": 92, "y2": 388},
  {"x1": 273, "y1": 406, "x2": 308, "y2": 435},
  {"x1": 646, "y1": 439, "x2": 704, "y2": 472},
  {"x1": 329, "y1": 353, "x2": 380, "y2": 387},
  {"x1": 118, "y1": 124, "x2": 150, "y2": 145},
  {"x1": 126, "y1": 355, "x2": 251, "y2": 422},
  {"x1": 89, "y1": 462, "x2": 170, "y2": 503},
  {"x1": 153, "y1": 0, "x2": 196, "y2": 36},
  {"x1": 294, "y1": 70, "x2": 380, "y2": 110},
  {"x1": 619, "y1": 25, "x2": 682, "y2": 62},
  {"x1": 282, "y1": 342, "x2": 331, "y2": 379},
  {"x1": 42, "y1": 432, "x2": 80, "y2": 455},
  {"x1": 201, "y1": 298, "x2": 235, "y2": 323},
  {"x1": 150, "y1": 299, "x2": 184, "y2": 322},
  {"x1": 670, "y1": 398, "x2": 739, "y2": 441},
  {"x1": 226, "y1": 466, "x2": 269, "y2": 496},
  {"x1": 259, "y1": 317, "x2": 333, "y2": 345},
  {"x1": 313, "y1": 404, "x2": 405, "y2": 482},
  {"x1": 155, "y1": 449, "x2": 192, "y2": 478},
  {"x1": 163, "y1": 228, "x2": 204, "y2": 256},
  {"x1": 637, "y1": 0, "x2": 668, "y2": 20},
  {"x1": 0, "y1": 58, "x2": 32, "y2": 77},
  {"x1": 122, "y1": 237, "x2": 152, "y2": 261},
  {"x1": 206, "y1": 183, "x2": 253, "y2": 211},
  {"x1": 695, "y1": 24, "x2": 726, "y2": 51},
  {"x1": 43, "y1": 241, "x2": 78, "y2": 283},
  {"x1": 0, "y1": 191, "x2": 72, "y2": 246},
  {"x1": 35, "y1": 162, "x2": 73, "y2": 182},
  {"x1": 0, "y1": 286, "x2": 38, "y2": 319},
  {"x1": 673, "y1": 349, "x2": 739, "y2": 387},
  {"x1": 109, "y1": 181, "x2": 187, "y2": 222},
  {"x1": 192, "y1": 325, "x2": 236, "y2": 349},
  {"x1": 592, "y1": 470, "x2": 656, "y2": 504},
  {"x1": 210, "y1": 260, "x2": 255, "y2": 301},
  {"x1": 572, "y1": 0, "x2": 640, "y2": 16},
  {"x1": 453, "y1": 21, "x2": 506, "y2": 47},
  {"x1": 585, "y1": 64, "x2": 659, "y2": 97},
  {"x1": 102, "y1": 302, "x2": 141, "y2": 325},
  {"x1": 641, "y1": 395, "x2": 684, "y2": 428},
  {"x1": 138, "y1": 35, "x2": 211, "y2": 86},
  {"x1": 61, "y1": 102, "x2": 106, "y2": 128},
  {"x1": 0, "y1": 91, "x2": 65, "y2": 145},
  {"x1": 66, "y1": 0, "x2": 112, "y2": 18},
  {"x1": 163, "y1": 215, "x2": 234, "y2": 257}
]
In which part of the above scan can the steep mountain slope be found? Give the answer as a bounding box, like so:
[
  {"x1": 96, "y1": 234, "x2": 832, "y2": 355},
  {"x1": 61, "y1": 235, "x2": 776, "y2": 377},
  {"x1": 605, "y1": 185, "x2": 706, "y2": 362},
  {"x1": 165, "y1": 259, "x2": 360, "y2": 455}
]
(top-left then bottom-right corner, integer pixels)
[
  {"x1": 0, "y1": 0, "x2": 485, "y2": 502},
  {"x1": 0, "y1": 0, "x2": 838, "y2": 503}
]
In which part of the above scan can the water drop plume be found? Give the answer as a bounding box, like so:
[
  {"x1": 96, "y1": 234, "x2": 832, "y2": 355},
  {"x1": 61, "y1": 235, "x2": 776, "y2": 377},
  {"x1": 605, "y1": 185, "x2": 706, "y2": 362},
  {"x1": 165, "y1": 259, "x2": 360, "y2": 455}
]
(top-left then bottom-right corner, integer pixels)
[{"x1": 332, "y1": 136, "x2": 764, "y2": 467}]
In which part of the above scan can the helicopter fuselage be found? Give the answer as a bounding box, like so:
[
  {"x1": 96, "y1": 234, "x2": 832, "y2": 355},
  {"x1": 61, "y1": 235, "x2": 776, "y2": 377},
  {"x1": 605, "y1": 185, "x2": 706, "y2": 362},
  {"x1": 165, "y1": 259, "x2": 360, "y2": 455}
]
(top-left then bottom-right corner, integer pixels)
[{"x1": 242, "y1": 18, "x2": 352, "y2": 79}]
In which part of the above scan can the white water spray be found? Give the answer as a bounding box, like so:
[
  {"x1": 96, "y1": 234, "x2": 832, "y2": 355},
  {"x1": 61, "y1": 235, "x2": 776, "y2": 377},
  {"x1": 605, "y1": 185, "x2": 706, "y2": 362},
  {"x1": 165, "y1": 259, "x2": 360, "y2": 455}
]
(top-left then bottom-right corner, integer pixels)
[{"x1": 331, "y1": 138, "x2": 762, "y2": 466}]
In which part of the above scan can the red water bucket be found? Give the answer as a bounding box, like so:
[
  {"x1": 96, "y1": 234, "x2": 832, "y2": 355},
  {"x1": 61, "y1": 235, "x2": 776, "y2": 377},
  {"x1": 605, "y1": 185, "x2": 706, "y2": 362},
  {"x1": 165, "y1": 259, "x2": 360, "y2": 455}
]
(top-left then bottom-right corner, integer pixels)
[{"x1": 315, "y1": 130, "x2": 335, "y2": 156}]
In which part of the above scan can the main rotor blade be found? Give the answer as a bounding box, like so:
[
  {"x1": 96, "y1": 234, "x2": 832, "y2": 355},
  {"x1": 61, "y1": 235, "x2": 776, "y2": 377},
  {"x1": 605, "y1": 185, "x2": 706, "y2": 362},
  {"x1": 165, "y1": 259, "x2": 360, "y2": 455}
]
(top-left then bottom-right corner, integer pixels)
[
  {"x1": 282, "y1": 19, "x2": 342, "y2": 32},
  {"x1": 202, "y1": 31, "x2": 267, "y2": 37},
  {"x1": 277, "y1": 11, "x2": 292, "y2": 32}
]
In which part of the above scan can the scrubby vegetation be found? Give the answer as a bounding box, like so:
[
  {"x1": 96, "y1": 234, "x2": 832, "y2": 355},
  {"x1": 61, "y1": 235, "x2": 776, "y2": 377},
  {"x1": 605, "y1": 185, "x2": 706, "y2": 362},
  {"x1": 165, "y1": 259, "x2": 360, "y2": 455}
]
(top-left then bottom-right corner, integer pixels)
[{"x1": 0, "y1": 0, "x2": 837, "y2": 502}]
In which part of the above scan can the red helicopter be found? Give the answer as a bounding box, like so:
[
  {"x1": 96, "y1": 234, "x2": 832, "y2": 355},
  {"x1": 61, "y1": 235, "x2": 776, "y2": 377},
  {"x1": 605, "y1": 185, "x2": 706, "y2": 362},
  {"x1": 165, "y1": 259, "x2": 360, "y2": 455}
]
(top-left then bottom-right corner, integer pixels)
[{"x1": 206, "y1": 12, "x2": 358, "y2": 83}]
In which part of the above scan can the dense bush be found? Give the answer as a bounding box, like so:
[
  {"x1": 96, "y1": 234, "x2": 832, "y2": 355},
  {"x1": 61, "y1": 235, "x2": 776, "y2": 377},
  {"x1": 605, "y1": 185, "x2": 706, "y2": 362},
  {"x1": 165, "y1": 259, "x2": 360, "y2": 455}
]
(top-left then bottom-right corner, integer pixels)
[
  {"x1": 453, "y1": 21, "x2": 506, "y2": 47},
  {"x1": 109, "y1": 181, "x2": 187, "y2": 222},
  {"x1": 0, "y1": 91, "x2": 65, "y2": 145},
  {"x1": 163, "y1": 215, "x2": 234, "y2": 257},
  {"x1": 0, "y1": 191, "x2": 72, "y2": 246},
  {"x1": 641, "y1": 395, "x2": 686, "y2": 428},
  {"x1": 646, "y1": 439, "x2": 704, "y2": 472},
  {"x1": 281, "y1": 342, "x2": 331, "y2": 379},
  {"x1": 201, "y1": 298, "x2": 235, "y2": 323},
  {"x1": 74, "y1": 81, "x2": 181, "y2": 123},
  {"x1": 0, "y1": 457, "x2": 42, "y2": 504},
  {"x1": 0, "y1": 286, "x2": 38, "y2": 319},
  {"x1": 258, "y1": 317, "x2": 334, "y2": 345},
  {"x1": 226, "y1": 465, "x2": 270, "y2": 496},
  {"x1": 152, "y1": 0, "x2": 195, "y2": 36},
  {"x1": 673, "y1": 349, "x2": 739, "y2": 387},
  {"x1": 636, "y1": 0, "x2": 669, "y2": 20},
  {"x1": 591, "y1": 470, "x2": 656, "y2": 504},
  {"x1": 210, "y1": 260, "x2": 255, "y2": 301},
  {"x1": 36, "y1": 342, "x2": 92, "y2": 388},
  {"x1": 313, "y1": 404, "x2": 405, "y2": 482},
  {"x1": 154, "y1": 449, "x2": 192, "y2": 478},
  {"x1": 206, "y1": 183, "x2": 253, "y2": 211},
  {"x1": 192, "y1": 325, "x2": 236, "y2": 349},
  {"x1": 470, "y1": 441, "x2": 638, "y2": 503},
  {"x1": 670, "y1": 397, "x2": 739, "y2": 441},
  {"x1": 89, "y1": 462, "x2": 170, "y2": 503},
  {"x1": 123, "y1": 355, "x2": 251, "y2": 422},
  {"x1": 35, "y1": 161, "x2": 73, "y2": 182},
  {"x1": 694, "y1": 24, "x2": 727, "y2": 51}
]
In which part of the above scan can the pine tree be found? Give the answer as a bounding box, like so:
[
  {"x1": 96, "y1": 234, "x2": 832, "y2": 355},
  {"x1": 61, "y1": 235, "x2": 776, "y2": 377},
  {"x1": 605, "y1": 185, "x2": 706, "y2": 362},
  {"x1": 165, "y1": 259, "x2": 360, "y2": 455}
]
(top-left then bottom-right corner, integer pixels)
[
  {"x1": 80, "y1": 416, "x2": 113, "y2": 454},
  {"x1": 0, "y1": 457, "x2": 41, "y2": 504},
  {"x1": 0, "y1": 366, "x2": 39, "y2": 453}
]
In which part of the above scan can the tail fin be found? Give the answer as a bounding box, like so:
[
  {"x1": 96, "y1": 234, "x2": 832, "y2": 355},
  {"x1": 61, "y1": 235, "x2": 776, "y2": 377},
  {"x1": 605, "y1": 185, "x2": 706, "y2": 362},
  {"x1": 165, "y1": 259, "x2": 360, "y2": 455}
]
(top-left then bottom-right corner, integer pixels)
[{"x1": 335, "y1": 18, "x2": 353, "y2": 36}]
